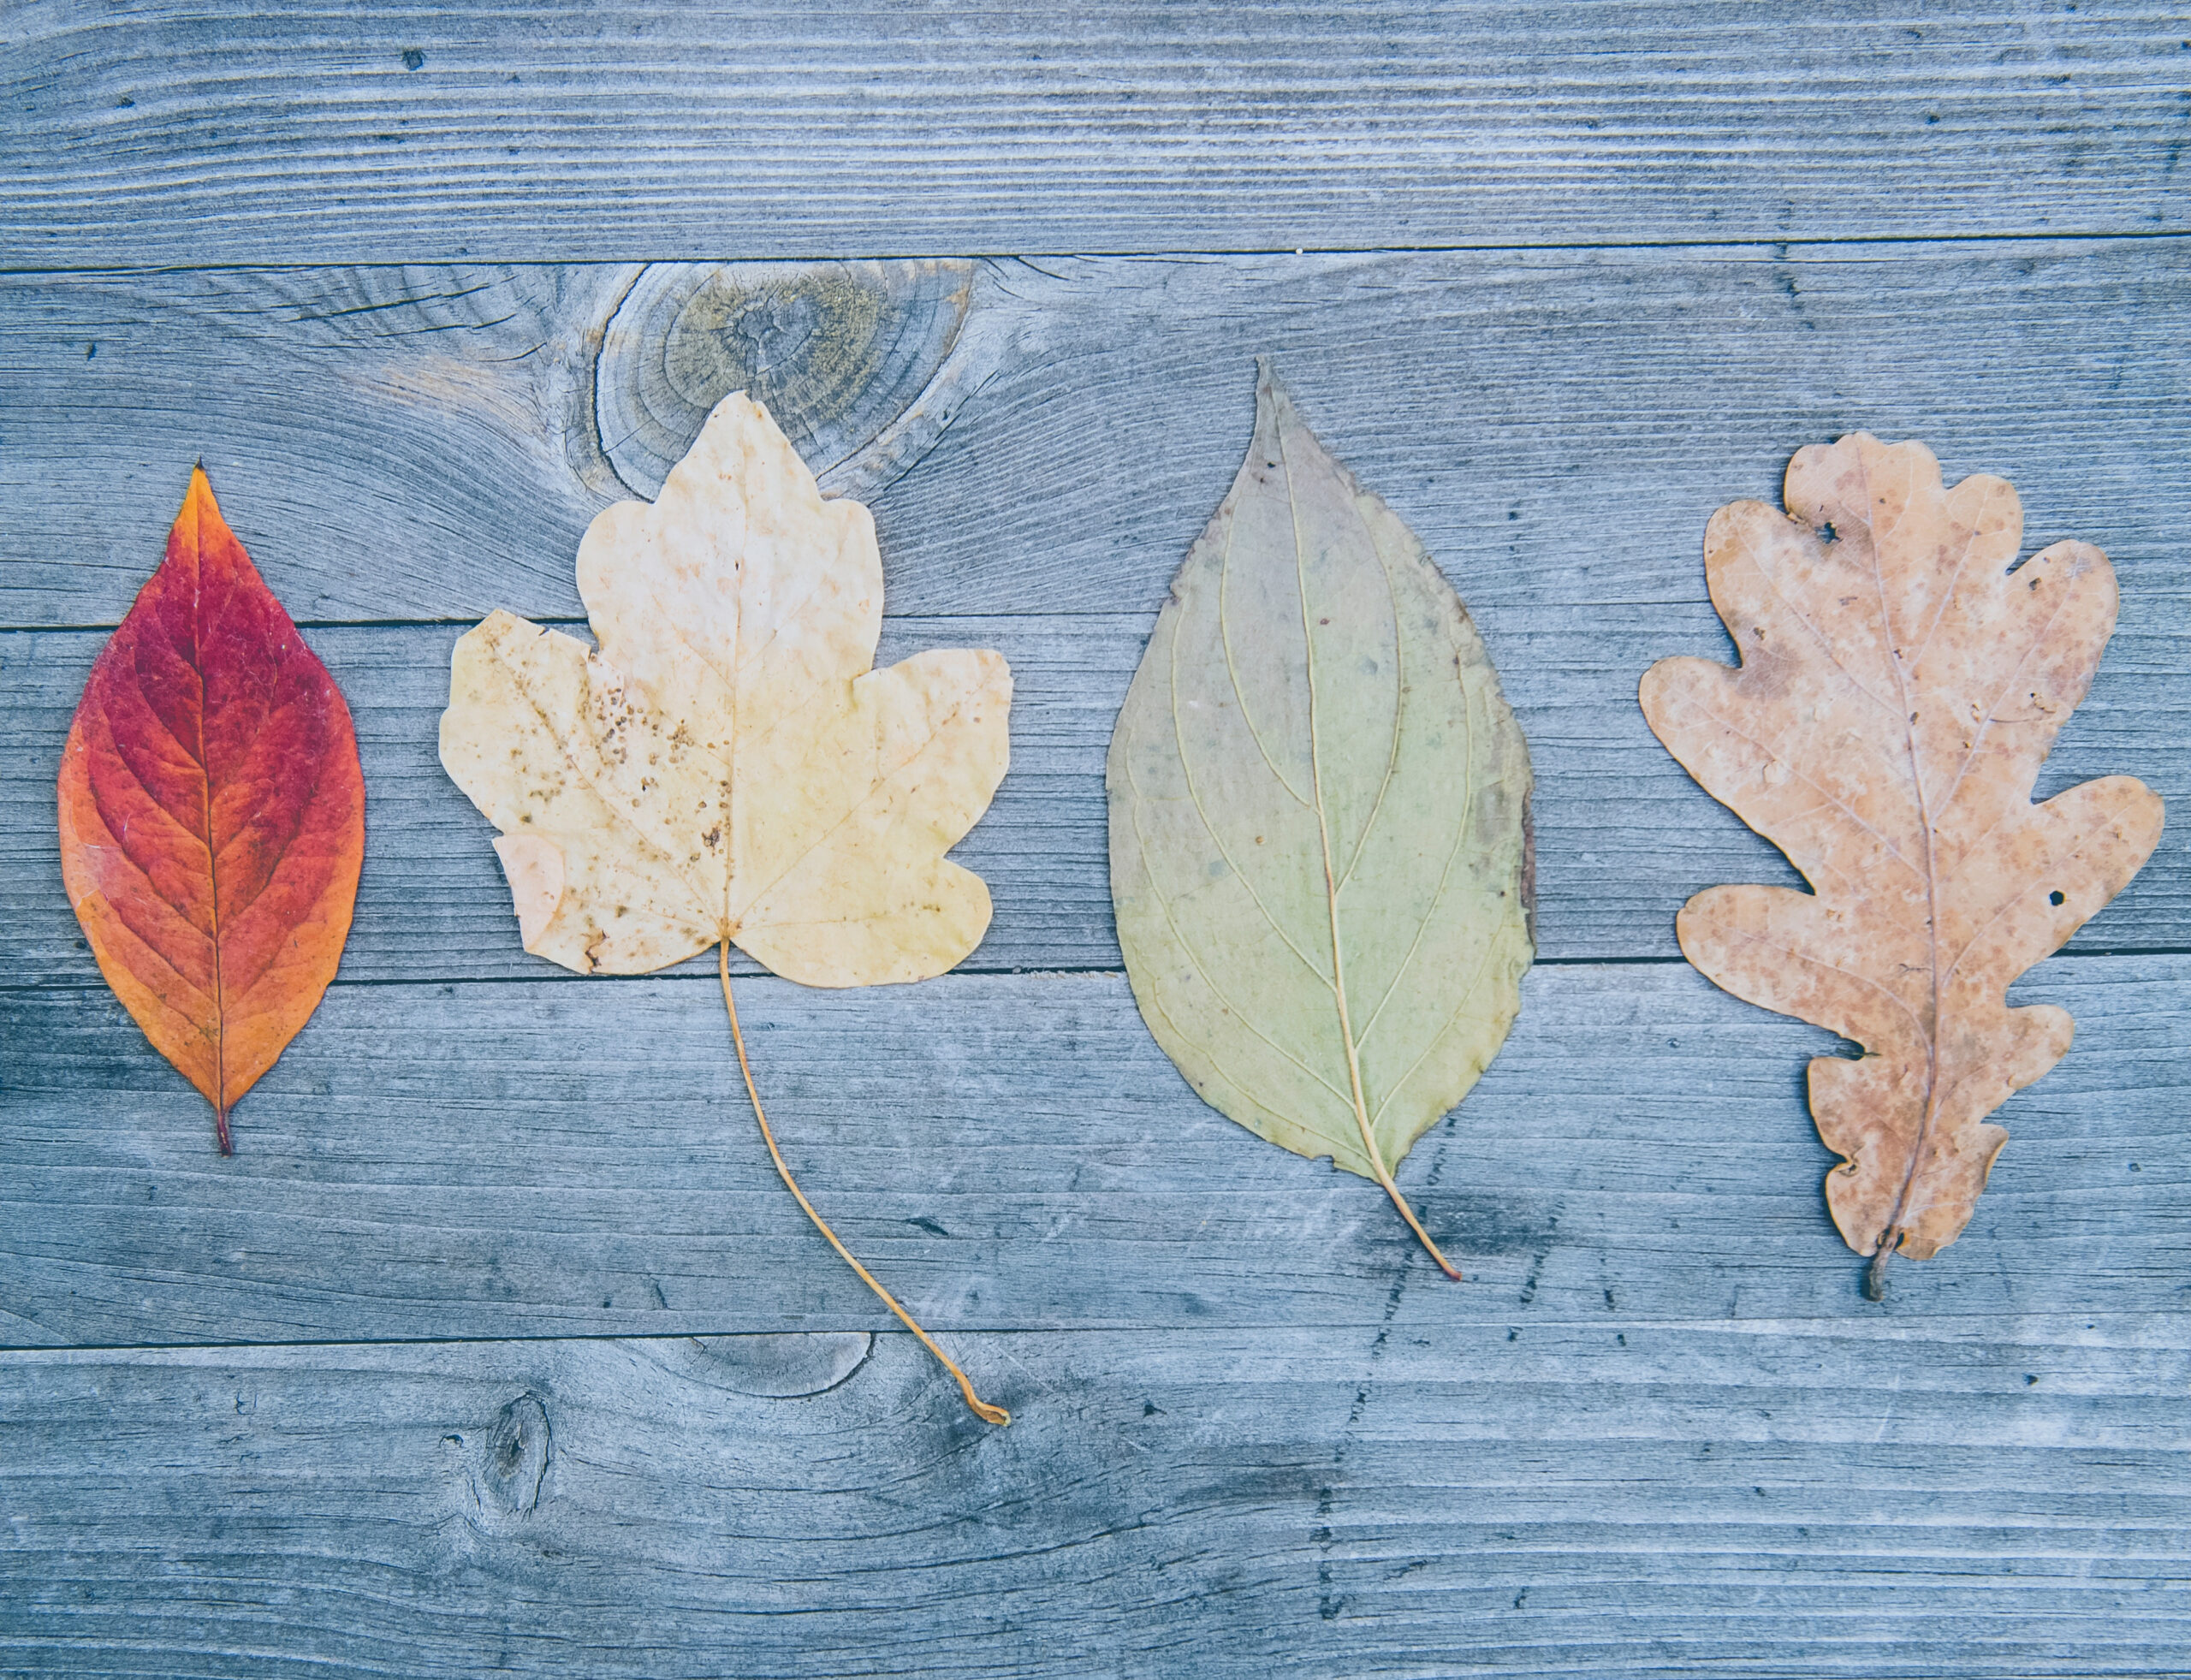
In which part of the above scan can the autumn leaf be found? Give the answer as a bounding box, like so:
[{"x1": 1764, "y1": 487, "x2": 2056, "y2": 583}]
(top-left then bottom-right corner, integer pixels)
[
  {"x1": 57, "y1": 467, "x2": 365, "y2": 1155},
  {"x1": 1107, "y1": 359, "x2": 1535, "y2": 1277},
  {"x1": 440, "y1": 393, "x2": 1012, "y2": 1422},
  {"x1": 1642, "y1": 434, "x2": 2164, "y2": 1296}
]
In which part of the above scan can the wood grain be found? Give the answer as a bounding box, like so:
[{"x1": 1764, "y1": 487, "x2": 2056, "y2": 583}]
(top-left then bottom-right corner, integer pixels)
[
  {"x1": 8, "y1": 51, "x2": 2191, "y2": 1663},
  {"x1": 6, "y1": 3, "x2": 2188, "y2": 264},
  {"x1": 597, "y1": 258, "x2": 998, "y2": 505},
  {"x1": 3, "y1": 245, "x2": 2185, "y2": 631},
  {"x1": 4, "y1": 959, "x2": 2187, "y2": 1348},
  {"x1": 3, "y1": 1319, "x2": 2187, "y2": 1677}
]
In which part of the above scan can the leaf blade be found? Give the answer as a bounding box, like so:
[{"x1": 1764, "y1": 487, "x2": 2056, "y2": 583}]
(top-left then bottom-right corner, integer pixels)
[
  {"x1": 1644, "y1": 434, "x2": 2164, "y2": 1273},
  {"x1": 438, "y1": 395, "x2": 1010, "y2": 987},
  {"x1": 1108, "y1": 361, "x2": 1534, "y2": 1251},
  {"x1": 56, "y1": 468, "x2": 365, "y2": 1149}
]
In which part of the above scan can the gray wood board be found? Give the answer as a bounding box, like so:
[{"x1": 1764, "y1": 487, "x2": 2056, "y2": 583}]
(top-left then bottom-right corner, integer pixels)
[
  {"x1": 4, "y1": 605, "x2": 2184, "y2": 981},
  {"x1": 5, "y1": 959, "x2": 2187, "y2": 1348},
  {"x1": 7, "y1": 3, "x2": 2190, "y2": 264},
  {"x1": 3, "y1": 245, "x2": 2187, "y2": 629},
  {"x1": 3, "y1": 1317, "x2": 2188, "y2": 1678},
  {"x1": 6, "y1": 208, "x2": 2189, "y2": 1675}
]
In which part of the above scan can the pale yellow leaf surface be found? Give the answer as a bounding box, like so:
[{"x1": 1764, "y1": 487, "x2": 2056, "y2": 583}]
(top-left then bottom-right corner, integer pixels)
[
  {"x1": 436, "y1": 391, "x2": 1017, "y2": 1426},
  {"x1": 438, "y1": 392, "x2": 1012, "y2": 987},
  {"x1": 1642, "y1": 435, "x2": 2163, "y2": 1289}
]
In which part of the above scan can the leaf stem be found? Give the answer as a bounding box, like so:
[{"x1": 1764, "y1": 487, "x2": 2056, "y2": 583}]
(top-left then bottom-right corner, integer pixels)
[
  {"x1": 1349, "y1": 1066, "x2": 1464, "y2": 1280},
  {"x1": 1865, "y1": 1239, "x2": 1896, "y2": 1301},
  {"x1": 716, "y1": 944, "x2": 1009, "y2": 1428}
]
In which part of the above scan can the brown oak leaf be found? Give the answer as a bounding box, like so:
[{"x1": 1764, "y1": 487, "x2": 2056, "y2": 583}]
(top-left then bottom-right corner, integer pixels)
[{"x1": 1642, "y1": 435, "x2": 2163, "y2": 1296}]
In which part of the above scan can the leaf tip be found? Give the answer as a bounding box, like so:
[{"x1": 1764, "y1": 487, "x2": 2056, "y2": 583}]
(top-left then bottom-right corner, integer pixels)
[
  {"x1": 1250, "y1": 354, "x2": 1304, "y2": 455},
  {"x1": 175, "y1": 462, "x2": 229, "y2": 551}
]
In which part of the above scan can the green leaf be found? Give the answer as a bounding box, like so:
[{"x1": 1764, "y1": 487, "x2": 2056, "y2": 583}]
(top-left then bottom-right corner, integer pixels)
[{"x1": 1106, "y1": 359, "x2": 1534, "y2": 1275}]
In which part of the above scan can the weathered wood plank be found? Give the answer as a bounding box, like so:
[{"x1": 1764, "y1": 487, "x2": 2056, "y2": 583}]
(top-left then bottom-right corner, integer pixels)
[
  {"x1": 6, "y1": 3, "x2": 2188, "y2": 264},
  {"x1": 5, "y1": 18, "x2": 2185, "y2": 1667},
  {"x1": 5, "y1": 601, "x2": 2182, "y2": 978},
  {"x1": 4, "y1": 959, "x2": 2187, "y2": 1348},
  {"x1": 3, "y1": 1319, "x2": 2188, "y2": 1677},
  {"x1": 3, "y1": 245, "x2": 2187, "y2": 629}
]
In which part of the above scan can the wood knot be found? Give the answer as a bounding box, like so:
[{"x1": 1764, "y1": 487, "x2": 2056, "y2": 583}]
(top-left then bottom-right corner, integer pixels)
[
  {"x1": 479, "y1": 1392, "x2": 550, "y2": 1516},
  {"x1": 594, "y1": 259, "x2": 980, "y2": 502},
  {"x1": 675, "y1": 1332, "x2": 875, "y2": 1398}
]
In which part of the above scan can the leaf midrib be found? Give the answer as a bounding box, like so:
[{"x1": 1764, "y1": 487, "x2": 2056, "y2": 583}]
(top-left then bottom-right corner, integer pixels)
[{"x1": 1277, "y1": 401, "x2": 1388, "y2": 1182}]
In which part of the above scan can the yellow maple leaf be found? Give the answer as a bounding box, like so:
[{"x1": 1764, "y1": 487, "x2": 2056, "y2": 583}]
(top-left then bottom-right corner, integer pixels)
[{"x1": 441, "y1": 393, "x2": 1012, "y2": 1421}]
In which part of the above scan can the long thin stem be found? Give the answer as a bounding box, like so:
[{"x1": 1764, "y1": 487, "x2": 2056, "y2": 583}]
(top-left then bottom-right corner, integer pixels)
[{"x1": 717, "y1": 945, "x2": 1008, "y2": 1427}]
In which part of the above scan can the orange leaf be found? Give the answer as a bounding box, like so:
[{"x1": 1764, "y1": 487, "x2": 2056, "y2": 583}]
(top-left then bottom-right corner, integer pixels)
[{"x1": 56, "y1": 468, "x2": 365, "y2": 1153}]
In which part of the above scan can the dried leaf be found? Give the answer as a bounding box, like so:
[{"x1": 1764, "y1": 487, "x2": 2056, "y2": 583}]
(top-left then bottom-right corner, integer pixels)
[
  {"x1": 1642, "y1": 435, "x2": 2164, "y2": 1294},
  {"x1": 1107, "y1": 360, "x2": 1535, "y2": 1276},
  {"x1": 439, "y1": 393, "x2": 1012, "y2": 1421},
  {"x1": 57, "y1": 468, "x2": 365, "y2": 1154}
]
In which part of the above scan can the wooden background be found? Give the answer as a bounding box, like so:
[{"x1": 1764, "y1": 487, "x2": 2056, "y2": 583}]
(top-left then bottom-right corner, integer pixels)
[{"x1": 5, "y1": 4, "x2": 2190, "y2": 1675}]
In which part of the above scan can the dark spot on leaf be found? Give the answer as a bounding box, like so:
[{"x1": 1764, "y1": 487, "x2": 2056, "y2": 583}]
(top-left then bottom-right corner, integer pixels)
[
  {"x1": 2049, "y1": 890, "x2": 2065, "y2": 905},
  {"x1": 402, "y1": 48, "x2": 425, "y2": 70}
]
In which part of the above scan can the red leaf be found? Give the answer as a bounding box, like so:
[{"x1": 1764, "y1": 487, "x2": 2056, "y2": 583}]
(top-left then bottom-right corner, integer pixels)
[{"x1": 56, "y1": 467, "x2": 365, "y2": 1153}]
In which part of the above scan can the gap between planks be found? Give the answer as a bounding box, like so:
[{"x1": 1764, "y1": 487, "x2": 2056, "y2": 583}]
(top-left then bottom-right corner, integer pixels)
[{"x1": 4, "y1": 226, "x2": 2191, "y2": 282}]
